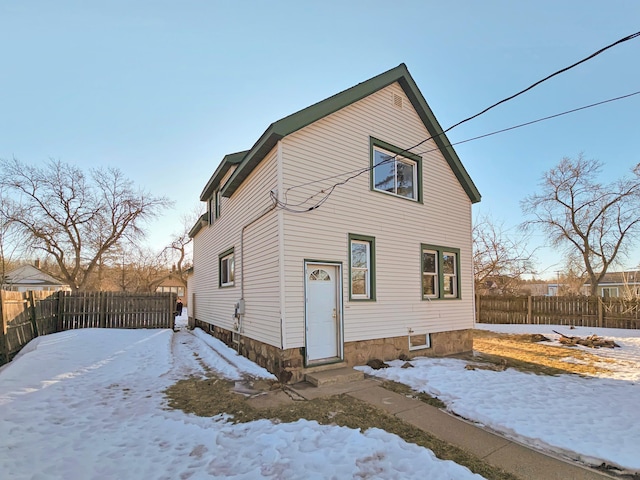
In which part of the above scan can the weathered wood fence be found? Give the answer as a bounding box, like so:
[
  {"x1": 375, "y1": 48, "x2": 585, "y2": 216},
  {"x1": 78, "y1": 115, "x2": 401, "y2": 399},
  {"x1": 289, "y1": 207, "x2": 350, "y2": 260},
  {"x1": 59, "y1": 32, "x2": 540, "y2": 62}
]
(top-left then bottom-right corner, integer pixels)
[
  {"x1": 476, "y1": 295, "x2": 640, "y2": 329},
  {"x1": 0, "y1": 290, "x2": 176, "y2": 365}
]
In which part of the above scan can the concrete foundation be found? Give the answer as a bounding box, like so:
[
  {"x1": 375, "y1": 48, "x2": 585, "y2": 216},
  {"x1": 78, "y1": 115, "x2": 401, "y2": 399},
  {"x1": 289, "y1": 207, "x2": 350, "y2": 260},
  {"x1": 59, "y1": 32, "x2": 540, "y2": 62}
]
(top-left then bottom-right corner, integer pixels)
[{"x1": 193, "y1": 319, "x2": 472, "y2": 384}]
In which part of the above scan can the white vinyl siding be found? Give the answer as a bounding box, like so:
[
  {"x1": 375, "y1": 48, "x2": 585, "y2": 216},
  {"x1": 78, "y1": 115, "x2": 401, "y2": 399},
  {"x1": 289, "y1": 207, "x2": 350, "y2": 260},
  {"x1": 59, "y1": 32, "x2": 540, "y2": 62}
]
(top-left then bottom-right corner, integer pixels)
[
  {"x1": 280, "y1": 82, "x2": 474, "y2": 347},
  {"x1": 191, "y1": 150, "x2": 281, "y2": 347}
]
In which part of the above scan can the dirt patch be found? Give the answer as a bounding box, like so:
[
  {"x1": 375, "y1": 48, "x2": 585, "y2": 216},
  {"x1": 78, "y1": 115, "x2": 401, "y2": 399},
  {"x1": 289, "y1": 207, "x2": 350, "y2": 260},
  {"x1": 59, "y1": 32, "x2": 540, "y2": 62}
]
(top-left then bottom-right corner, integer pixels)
[
  {"x1": 165, "y1": 377, "x2": 517, "y2": 480},
  {"x1": 469, "y1": 329, "x2": 618, "y2": 376}
]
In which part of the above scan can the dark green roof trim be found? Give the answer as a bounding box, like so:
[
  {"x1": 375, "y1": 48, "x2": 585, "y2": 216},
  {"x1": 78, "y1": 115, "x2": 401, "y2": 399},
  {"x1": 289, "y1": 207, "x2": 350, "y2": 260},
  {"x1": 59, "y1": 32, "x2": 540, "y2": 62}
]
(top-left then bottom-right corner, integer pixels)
[
  {"x1": 396, "y1": 73, "x2": 481, "y2": 204},
  {"x1": 188, "y1": 213, "x2": 208, "y2": 239},
  {"x1": 200, "y1": 150, "x2": 248, "y2": 201},
  {"x1": 219, "y1": 64, "x2": 481, "y2": 204}
]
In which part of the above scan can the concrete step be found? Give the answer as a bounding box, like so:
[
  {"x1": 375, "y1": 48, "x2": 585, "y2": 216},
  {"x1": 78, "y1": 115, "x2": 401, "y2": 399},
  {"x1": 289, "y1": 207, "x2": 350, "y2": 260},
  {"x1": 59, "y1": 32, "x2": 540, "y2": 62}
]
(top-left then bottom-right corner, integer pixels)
[{"x1": 305, "y1": 367, "x2": 364, "y2": 387}]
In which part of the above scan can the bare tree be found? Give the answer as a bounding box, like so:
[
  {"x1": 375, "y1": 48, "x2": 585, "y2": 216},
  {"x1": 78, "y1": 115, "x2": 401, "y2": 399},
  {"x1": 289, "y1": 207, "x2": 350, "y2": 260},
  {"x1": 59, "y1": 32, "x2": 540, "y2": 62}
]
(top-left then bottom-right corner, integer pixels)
[
  {"x1": 158, "y1": 206, "x2": 204, "y2": 284},
  {"x1": 0, "y1": 158, "x2": 172, "y2": 291},
  {"x1": 521, "y1": 154, "x2": 640, "y2": 296},
  {"x1": 473, "y1": 214, "x2": 535, "y2": 294}
]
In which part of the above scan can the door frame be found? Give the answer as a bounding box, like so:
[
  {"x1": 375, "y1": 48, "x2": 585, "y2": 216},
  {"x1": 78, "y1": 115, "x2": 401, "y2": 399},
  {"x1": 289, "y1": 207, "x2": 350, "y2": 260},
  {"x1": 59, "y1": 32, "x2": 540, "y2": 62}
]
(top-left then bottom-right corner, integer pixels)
[{"x1": 303, "y1": 260, "x2": 344, "y2": 367}]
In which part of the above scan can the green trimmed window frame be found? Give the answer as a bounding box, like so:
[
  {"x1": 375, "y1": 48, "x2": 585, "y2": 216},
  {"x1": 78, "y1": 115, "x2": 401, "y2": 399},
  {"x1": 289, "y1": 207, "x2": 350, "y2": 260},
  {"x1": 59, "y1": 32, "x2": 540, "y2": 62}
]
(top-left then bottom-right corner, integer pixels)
[
  {"x1": 370, "y1": 137, "x2": 423, "y2": 203},
  {"x1": 218, "y1": 247, "x2": 235, "y2": 288},
  {"x1": 208, "y1": 197, "x2": 214, "y2": 225},
  {"x1": 421, "y1": 244, "x2": 461, "y2": 300},
  {"x1": 349, "y1": 233, "x2": 376, "y2": 301},
  {"x1": 215, "y1": 189, "x2": 221, "y2": 219}
]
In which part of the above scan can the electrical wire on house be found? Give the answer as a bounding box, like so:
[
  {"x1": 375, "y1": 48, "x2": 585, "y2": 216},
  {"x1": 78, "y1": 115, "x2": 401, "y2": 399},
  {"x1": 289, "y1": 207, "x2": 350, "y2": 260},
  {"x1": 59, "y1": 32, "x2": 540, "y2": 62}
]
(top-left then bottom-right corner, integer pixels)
[
  {"x1": 274, "y1": 88, "x2": 640, "y2": 213},
  {"x1": 273, "y1": 31, "x2": 640, "y2": 213}
]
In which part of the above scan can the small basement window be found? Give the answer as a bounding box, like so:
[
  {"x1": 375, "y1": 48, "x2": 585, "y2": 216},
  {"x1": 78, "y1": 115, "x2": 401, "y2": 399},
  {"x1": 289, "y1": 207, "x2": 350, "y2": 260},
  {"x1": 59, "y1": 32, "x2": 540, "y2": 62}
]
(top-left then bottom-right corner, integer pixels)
[{"x1": 408, "y1": 332, "x2": 431, "y2": 351}]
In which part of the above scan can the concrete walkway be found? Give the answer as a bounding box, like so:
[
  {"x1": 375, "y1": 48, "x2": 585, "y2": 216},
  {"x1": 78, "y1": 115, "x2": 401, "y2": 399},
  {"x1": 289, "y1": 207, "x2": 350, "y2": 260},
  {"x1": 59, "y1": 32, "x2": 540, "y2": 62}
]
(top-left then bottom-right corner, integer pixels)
[{"x1": 284, "y1": 378, "x2": 614, "y2": 480}]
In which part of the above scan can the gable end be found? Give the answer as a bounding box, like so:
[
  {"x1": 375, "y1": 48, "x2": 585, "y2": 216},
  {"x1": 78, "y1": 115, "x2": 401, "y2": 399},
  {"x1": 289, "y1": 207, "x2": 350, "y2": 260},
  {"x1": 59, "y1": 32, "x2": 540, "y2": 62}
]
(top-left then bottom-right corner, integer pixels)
[{"x1": 219, "y1": 64, "x2": 481, "y2": 204}]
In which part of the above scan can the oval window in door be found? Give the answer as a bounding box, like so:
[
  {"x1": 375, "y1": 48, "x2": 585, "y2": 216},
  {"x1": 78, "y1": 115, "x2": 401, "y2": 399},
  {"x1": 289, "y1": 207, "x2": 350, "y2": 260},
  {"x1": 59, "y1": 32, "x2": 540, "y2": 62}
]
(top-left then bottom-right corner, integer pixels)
[{"x1": 309, "y1": 269, "x2": 331, "y2": 281}]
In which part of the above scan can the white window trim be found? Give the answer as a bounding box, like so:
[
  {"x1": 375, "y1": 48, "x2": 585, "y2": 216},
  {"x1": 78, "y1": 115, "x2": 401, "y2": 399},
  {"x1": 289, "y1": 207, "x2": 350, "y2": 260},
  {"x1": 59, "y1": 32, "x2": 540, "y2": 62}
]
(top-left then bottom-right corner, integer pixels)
[
  {"x1": 372, "y1": 146, "x2": 418, "y2": 201},
  {"x1": 351, "y1": 240, "x2": 371, "y2": 299},
  {"x1": 422, "y1": 250, "x2": 438, "y2": 298},
  {"x1": 408, "y1": 332, "x2": 431, "y2": 351},
  {"x1": 442, "y1": 251, "x2": 458, "y2": 298},
  {"x1": 220, "y1": 252, "x2": 234, "y2": 287}
]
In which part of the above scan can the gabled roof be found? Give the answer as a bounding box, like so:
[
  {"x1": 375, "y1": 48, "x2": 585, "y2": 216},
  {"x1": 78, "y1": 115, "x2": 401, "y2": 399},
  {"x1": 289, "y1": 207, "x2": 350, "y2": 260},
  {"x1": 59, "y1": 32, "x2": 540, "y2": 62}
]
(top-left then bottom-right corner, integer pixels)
[
  {"x1": 210, "y1": 63, "x2": 480, "y2": 203},
  {"x1": 584, "y1": 270, "x2": 640, "y2": 286},
  {"x1": 3, "y1": 264, "x2": 68, "y2": 287},
  {"x1": 200, "y1": 150, "x2": 249, "y2": 201},
  {"x1": 188, "y1": 213, "x2": 207, "y2": 239}
]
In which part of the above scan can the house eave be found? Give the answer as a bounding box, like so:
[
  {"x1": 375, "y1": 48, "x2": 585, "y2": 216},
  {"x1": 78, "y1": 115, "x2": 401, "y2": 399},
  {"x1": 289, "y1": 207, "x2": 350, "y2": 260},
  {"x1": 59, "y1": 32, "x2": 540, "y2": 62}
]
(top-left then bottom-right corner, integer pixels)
[
  {"x1": 219, "y1": 63, "x2": 481, "y2": 203},
  {"x1": 199, "y1": 150, "x2": 248, "y2": 201},
  {"x1": 188, "y1": 214, "x2": 208, "y2": 238}
]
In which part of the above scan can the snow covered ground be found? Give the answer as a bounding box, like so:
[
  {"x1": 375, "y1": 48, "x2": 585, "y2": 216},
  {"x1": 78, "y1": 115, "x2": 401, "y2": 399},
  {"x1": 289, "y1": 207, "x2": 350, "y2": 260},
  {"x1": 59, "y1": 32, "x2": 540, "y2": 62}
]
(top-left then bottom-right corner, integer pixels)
[
  {"x1": 358, "y1": 323, "x2": 640, "y2": 474},
  {"x1": 0, "y1": 310, "x2": 483, "y2": 480}
]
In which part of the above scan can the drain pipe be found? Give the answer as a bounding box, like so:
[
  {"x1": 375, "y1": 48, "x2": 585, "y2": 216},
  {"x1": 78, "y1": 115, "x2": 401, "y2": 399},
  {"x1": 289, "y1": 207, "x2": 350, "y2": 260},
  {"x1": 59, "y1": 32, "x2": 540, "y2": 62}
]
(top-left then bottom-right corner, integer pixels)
[{"x1": 235, "y1": 195, "x2": 277, "y2": 349}]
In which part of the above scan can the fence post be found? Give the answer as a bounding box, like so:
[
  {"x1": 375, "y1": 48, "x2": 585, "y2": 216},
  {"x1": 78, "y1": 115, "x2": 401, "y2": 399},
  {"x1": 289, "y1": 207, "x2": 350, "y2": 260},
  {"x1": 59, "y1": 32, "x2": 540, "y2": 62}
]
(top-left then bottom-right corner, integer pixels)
[
  {"x1": 0, "y1": 290, "x2": 9, "y2": 364},
  {"x1": 27, "y1": 290, "x2": 39, "y2": 338},
  {"x1": 56, "y1": 290, "x2": 64, "y2": 332},
  {"x1": 99, "y1": 292, "x2": 107, "y2": 328},
  {"x1": 527, "y1": 296, "x2": 533, "y2": 324},
  {"x1": 597, "y1": 297, "x2": 604, "y2": 328}
]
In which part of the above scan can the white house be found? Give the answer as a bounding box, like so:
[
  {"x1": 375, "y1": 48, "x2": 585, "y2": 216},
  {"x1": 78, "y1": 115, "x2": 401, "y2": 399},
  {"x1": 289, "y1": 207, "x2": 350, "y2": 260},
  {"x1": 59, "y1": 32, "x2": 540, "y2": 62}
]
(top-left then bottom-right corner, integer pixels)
[
  {"x1": 2, "y1": 262, "x2": 71, "y2": 292},
  {"x1": 188, "y1": 64, "x2": 481, "y2": 383},
  {"x1": 583, "y1": 271, "x2": 640, "y2": 298}
]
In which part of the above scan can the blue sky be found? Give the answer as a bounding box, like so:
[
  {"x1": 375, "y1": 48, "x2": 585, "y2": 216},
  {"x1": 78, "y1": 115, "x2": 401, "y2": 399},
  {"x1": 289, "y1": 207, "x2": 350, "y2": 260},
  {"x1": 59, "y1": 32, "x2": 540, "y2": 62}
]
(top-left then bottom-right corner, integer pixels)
[{"x1": 1, "y1": 1, "x2": 639, "y2": 278}]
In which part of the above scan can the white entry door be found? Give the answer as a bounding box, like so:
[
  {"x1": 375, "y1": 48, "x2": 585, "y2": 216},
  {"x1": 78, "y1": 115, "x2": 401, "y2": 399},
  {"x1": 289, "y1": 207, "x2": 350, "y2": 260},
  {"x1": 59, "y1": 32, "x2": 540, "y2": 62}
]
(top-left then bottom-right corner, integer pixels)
[{"x1": 305, "y1": 263, "x2": 342, "y2": 363}]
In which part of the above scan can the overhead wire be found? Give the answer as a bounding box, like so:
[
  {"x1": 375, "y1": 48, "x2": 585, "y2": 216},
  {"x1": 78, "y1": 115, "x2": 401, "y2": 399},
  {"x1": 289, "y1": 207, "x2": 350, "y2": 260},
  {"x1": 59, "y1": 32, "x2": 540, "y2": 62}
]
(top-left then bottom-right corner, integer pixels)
[
  {"x1": 275, "y1": 31, "x2": 640, "y2": 213},
  {"x1": 414, "y1": 89, "x2": 640, "y2": 156},
  {"x1": 277, "y1": 89, "x2": 640, "y2": 212}
]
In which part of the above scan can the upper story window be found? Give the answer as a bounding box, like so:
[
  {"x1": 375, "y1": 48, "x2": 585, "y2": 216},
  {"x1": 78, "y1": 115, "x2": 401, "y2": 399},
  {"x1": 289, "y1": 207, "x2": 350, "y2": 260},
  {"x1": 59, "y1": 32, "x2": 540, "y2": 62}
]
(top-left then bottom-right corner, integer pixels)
[
  {"x1": 215, "y1": 189, "x2": 221, "y2": 219},
  {"x1": 370, "y1": 138, "x2": 422, "y2": 202},
  {"x1": 208, "y1": 197, "x2": 215, "y2": 225}
]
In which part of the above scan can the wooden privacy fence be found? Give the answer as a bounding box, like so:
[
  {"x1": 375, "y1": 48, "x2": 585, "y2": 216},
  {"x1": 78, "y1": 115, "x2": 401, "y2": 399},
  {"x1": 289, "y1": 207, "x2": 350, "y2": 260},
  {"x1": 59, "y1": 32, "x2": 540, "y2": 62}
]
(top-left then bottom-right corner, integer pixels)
[
  {"x1": 1, "y1": 290, "x2": 176, "y2": 365},
  {"x1": 476, "y1": 295, "x2": 640, "y2": 329}
]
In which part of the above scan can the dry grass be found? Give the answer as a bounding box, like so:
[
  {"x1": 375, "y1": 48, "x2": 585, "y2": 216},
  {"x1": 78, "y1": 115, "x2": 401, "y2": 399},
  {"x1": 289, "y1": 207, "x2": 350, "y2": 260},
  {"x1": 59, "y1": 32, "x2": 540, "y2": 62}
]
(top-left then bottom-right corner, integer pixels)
[
  {"x1": 469, "y1": 329, "x2": 618, "y2": 376},
  {"x1": 165, "y1": 377, "x2": 518, "y2": 480},
  {"x1": 164, "y1": 330, "x2": 629, "y2": 480}
]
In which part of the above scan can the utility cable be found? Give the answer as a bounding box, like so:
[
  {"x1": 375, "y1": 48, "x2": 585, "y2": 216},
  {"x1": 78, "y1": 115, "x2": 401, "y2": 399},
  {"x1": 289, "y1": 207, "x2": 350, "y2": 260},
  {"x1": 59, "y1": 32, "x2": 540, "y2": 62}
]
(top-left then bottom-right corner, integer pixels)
[
  {"x1": 415, "y1": 89, "x2": 640, "y2": 155},
  {"x1": 278, "y1": 89, "x2": 640, "y2": 212},
  {"x1": 276, "y1": 31, "x2": 640, "y2": 212}
]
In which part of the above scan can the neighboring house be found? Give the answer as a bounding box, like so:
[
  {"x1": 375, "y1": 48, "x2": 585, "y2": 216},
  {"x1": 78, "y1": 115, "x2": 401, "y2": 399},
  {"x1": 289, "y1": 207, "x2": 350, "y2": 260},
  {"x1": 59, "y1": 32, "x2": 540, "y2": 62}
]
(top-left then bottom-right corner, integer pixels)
[
  {"x1": 583, "y1": 271, "x2": 640, "y2": 298},
  {"x1": 155, "y1": 272, "x2": 187, "y2": 305},
  {"x1": 522, "y1": 283, "x2": 552, "y2": 297},
  {"x1": 2, "y1": 262, "x2": 71, "y2": 292},
  {"x1": 188, "y1": 64, "x2": 481, "y2": 383}
]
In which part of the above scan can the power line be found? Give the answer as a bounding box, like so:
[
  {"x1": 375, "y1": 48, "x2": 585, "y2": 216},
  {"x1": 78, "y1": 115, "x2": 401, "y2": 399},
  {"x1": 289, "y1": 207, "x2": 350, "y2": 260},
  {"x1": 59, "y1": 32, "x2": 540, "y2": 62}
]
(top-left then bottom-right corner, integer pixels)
[
  {"x1": 279, "y1": 89, "x2": 640, "y2": 212},
  {"x1": 276, "y1": 31, "x2": 640, "y2": 212},
  {"x1": 415, "y1": 89, "x2": 640, "y2": 156}
]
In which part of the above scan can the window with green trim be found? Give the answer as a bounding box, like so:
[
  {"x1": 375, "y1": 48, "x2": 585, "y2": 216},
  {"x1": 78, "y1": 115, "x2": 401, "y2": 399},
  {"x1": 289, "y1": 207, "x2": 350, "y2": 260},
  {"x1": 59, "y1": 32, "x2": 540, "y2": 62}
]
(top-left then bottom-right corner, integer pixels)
[
  {"x1": 219, "y1": 248, "x2": 234, "y2": 287},
  {"x1": 370, "y1": 138, "x2": 422, "y2": 202},
  {"x1": 208, "y1": 197, "x2": 214, "y2": 225},
  {"x1": 215, "y1": 189, "x2": 221, "y2": 219},
  {"x1": 421, "y1": 245, "x2": 460, "y2": 299},
  {"x1": 349, "y1": 234, "x2": 376, "y2": 300}
]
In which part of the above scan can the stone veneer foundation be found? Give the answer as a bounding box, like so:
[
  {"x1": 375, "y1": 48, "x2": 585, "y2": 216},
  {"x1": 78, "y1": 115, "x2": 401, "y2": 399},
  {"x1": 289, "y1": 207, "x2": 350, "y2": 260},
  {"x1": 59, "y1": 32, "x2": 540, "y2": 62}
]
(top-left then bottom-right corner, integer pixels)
[{"x1": 192, "y1": 318, "x2": 472, "y2": 384}]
